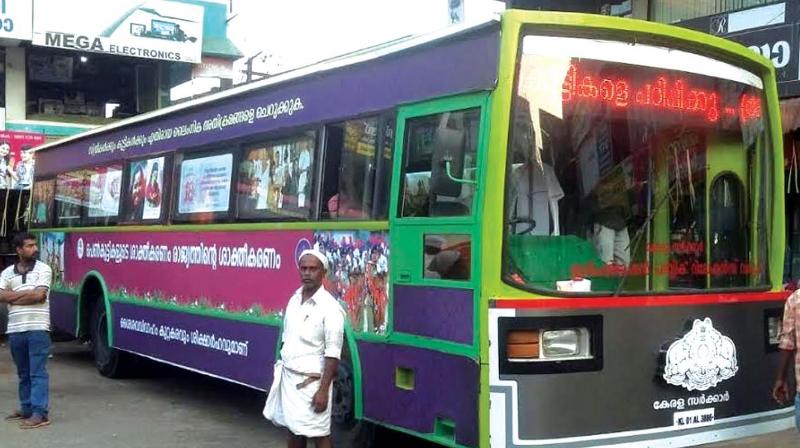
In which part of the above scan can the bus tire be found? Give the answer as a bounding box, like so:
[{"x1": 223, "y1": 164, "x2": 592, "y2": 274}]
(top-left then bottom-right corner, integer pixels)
[
  {"x1": 332, "y1": 361, "x2": 375, "y2": 448},
  {"x1": 90, "y1": 301, "x2": 131, "y2": 378}
]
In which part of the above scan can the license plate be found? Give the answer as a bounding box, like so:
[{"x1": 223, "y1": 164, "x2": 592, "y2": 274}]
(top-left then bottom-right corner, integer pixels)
[{"x1": 673, "y1": 408, "x2": 715, "y2": 428}]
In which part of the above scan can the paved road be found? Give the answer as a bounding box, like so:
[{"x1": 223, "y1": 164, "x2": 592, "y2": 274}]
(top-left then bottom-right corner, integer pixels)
[
  {"x1": 0, "y1": 341, "x2": 429, "y2": 448},
  {"x1": 0, "y1": 341, "x2": 798, "y2": 448},
  {"x1": 703, "y1": 431, "x2": 798, "y2": 447}
]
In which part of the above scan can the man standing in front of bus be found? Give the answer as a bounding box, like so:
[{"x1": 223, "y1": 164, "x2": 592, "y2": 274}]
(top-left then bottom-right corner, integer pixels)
[
  {"x1": 265, "y1": 249, "x2": 345, "y2": 448},
  {"x1": 773, "y1": 288, "x2": 800, "y2": 430},
  {"x1": 1, "y1": 232, "x2": 53, "y2": 429}
]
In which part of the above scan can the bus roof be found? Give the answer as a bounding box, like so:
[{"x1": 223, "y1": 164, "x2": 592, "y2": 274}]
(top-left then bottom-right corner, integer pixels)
[
  {"x1": 33, "y1": 18, "x2": 501, "y2": 176},
  {"x1": 33, "y1": 10, "x2": 777, "y2": 178}
]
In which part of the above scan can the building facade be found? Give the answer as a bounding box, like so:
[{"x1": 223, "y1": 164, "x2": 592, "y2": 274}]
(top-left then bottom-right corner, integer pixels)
[
  {"x1": 0, "y1": 0, "x2": 240, "y2": 142},
  {"x1": 665, "y1": 2, "x2": 800, "y2": 285}
]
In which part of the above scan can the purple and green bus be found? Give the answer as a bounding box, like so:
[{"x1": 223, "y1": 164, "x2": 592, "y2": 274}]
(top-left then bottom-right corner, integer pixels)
[{"x1": 30, "y1": 10, "x2": 791, "y2": 448}]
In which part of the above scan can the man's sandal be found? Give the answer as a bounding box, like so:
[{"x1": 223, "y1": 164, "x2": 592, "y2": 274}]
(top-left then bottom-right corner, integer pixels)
[{"x1": 4, "y1": 410, "x2": 29, "y2": 421}]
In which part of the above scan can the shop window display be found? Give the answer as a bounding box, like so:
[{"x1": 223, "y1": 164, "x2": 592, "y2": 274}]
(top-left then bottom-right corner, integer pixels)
[{"x1": 27, "y1": 49, "x2": 158, "y2": 123}]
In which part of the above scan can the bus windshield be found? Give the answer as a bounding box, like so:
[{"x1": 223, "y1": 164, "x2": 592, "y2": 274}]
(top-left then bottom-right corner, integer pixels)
[{"x1": 504, "y1": 35, "x2": 770, "y2": 294}]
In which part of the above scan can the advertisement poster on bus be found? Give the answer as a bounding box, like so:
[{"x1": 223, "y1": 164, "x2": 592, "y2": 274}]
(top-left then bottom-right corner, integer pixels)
[
  {"x1": 126, "y1": 156, "x2": 165, "y2": 221},
  {"x1": 55, "y1": 171, "x2": 86, "y2": 224},
  {"x1": 0, "y1": 130, "x2": 45, "y2": 190},
  {"x1": 40, "y1": 231, "x2": 65, "y2": 285},
  {"x1": 178, "y1": 153, "x2": 232, "y2": 214},
  {"x1": 312, "y1": 230, "x2": 389, "y2": 334},
  {"x1": 65, "y1": 230, "x2": 305, "y2": 313},
  {"x1": 32, "y1": 0, "x2": 204, "y2": 64},
  {"x1": 237, "y1": 135, "x2": 315, "y2": 219},
  {"x1": 87, "y1": 164, "x2": 122, "y2": 218},
  {"x1": 63, "y1": 229, "x2": 389, "y2": 334},
  {"x1": 31, "y1": 179, "x2": 55, "y2": 226}
]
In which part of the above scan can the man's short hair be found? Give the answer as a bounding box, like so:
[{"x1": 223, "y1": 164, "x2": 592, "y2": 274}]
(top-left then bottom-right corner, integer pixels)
[{"x1": 12, "y1": 232, "x2": 36, "y2": 249}]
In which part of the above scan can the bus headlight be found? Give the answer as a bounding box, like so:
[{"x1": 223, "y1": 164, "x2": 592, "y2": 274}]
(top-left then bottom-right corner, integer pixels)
[
  {"x1": 506, "y1": 327, "x2": 593, "y2": 362},
  {"x1": 499, "y1": 315, "x2": 603, "y2": 374},
  {"x1": 541, "y1": 328, "x2": 591, "y2": 359}
]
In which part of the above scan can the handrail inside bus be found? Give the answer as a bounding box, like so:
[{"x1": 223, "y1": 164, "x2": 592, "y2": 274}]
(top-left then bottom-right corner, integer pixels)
[{"x1": 445, "y1": 160, "x2": 478, "y2": 185}]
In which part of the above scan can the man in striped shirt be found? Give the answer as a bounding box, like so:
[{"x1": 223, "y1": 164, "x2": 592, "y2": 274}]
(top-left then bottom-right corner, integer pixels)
[{"x1": 1, "y1": 232, "x2": 52, "y2": 429}]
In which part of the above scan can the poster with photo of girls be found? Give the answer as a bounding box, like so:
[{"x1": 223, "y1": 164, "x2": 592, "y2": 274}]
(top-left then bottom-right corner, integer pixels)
[{"x1": 124, "y1": 156, "x2": 166, "y2": 222}]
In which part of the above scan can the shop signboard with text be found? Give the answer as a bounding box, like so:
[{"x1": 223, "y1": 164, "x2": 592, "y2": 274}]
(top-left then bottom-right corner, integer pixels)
[
  {"x1": 679, "y1": 2, "x2": 800, "y2": 97},
  {"x1": 0, "y1": 0, "x2": 33, "y2": 41},
  {"x1": 32, "y1": 0, "x2": 203, "y2": 63}
]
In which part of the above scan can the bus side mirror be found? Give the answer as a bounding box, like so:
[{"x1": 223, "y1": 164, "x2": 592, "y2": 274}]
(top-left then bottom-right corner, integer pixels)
[{"x1": 430, "y1": 115, "x2": 475, "y2": 197}]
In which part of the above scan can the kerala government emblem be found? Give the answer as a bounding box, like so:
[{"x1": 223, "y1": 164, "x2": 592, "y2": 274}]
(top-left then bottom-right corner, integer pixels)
[{"x1": 663, "y1": 318, "x2": 738, "y2": 391}]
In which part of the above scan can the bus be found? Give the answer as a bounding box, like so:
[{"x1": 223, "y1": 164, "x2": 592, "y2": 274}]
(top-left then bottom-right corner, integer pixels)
[{"x1": 29, "y1": 10, "x2": 790, "y2": 448}]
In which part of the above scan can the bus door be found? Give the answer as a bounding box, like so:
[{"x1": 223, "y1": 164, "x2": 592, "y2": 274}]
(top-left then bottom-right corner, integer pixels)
[
  {"x1": 375, "y1": 93, "x2": 487, "y2": 444},
  {"x1": 390, "y1": 94, "x2": 487, "y2": 335},
  {"x1": 705, "y1": 136, "x2": 749, "y2": 288}
]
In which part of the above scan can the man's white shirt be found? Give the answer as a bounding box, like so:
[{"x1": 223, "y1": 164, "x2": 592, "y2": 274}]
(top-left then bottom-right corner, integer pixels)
[
  {"x1": 280, "y1": 286, "x2": 345, "y2": 375},
  {"x1": 1, "y1": 260, "x2": 52, "y2": 334}
]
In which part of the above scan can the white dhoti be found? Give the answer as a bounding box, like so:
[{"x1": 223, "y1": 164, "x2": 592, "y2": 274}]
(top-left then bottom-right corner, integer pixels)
[{"x1": 264, "y1": 361, "x2": 333, "y2": 437}]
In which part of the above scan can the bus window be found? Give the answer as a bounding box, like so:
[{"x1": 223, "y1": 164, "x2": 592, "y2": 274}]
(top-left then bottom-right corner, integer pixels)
[
  {"x1": 321, "y1": 117, "x2": 378, "y2": 220},
  {"x1": 174, "y1": 150, "x2": 234, "y2": 223},
  {"x1": 400, "y1": 109, "x2": 479, "y2": 217},
  {"x1": 503, "y1": 35, "x2": 769, "y2": 294},
  {"x1": 236, "y1": 132, "x2": 316, "y2": 220},
  {"x1": 31, "y1": 178, "x2": 55, "y2": 228},
  {"x1": 424, "y1": 234, "x2": 471, "y2": 280},
  {"x1": 122, "y1": 156, "x2": 168, "y2": 223},
  {"x1": 85, "y1": 163, "x2": 123, "y2": 225},
  {"x1": 55, "y1": 170, "x2": 89, "y2": 227}
]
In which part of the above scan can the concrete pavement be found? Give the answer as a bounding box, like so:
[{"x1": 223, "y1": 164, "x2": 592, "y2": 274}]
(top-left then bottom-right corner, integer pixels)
[{"x1": 1, "y1": 341, "x2": 285, "y2": 448}]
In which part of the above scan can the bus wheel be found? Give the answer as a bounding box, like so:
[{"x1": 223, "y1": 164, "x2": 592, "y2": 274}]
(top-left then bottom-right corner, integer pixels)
[
  {"x1": 332, "y1": 361, "x2": 375, "y2": 448},
  {"x1": 90, "y1": 301, "x2": 130, "y2": 378}
]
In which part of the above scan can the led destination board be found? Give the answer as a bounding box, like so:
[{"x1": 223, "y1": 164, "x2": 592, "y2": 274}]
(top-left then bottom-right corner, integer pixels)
[{"x1": 562, "y1": 63, "x2": 762, "y2": 124}]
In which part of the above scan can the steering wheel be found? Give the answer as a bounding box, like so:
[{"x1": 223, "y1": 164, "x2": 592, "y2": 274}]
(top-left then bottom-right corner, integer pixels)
[{"x1": 508, "y1": 217, "x2": 537, "y2": 235}]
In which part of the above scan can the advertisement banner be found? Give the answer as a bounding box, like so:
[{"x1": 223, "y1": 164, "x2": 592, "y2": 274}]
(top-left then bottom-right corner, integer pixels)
[
  {"x1": 64, "y1": 230, "x2": 313, "y2": 313},
  {"x1": 112, "y1": 302, "x2": 279, "y2": 389},
  {"x1": 32, "y1": 0, "x2": 204, "y2": 63},
  {"x1": 59, "y1": 229, "x2": 390, "y2": 334},
  {"x1": 0, "y1": 130, "x2": 44, "y2": 189}
]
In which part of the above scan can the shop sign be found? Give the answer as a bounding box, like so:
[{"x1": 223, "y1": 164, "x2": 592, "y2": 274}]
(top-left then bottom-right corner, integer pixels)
[
  {"x1": 678, "y1": 2, "x2": 800, "y2": 97},
  {"x1": 0, "y1": 0, "x2": 33, "y2": 41},
  {"x1": 32, "y1": 0, "x2": 203, "y2": 63}
]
